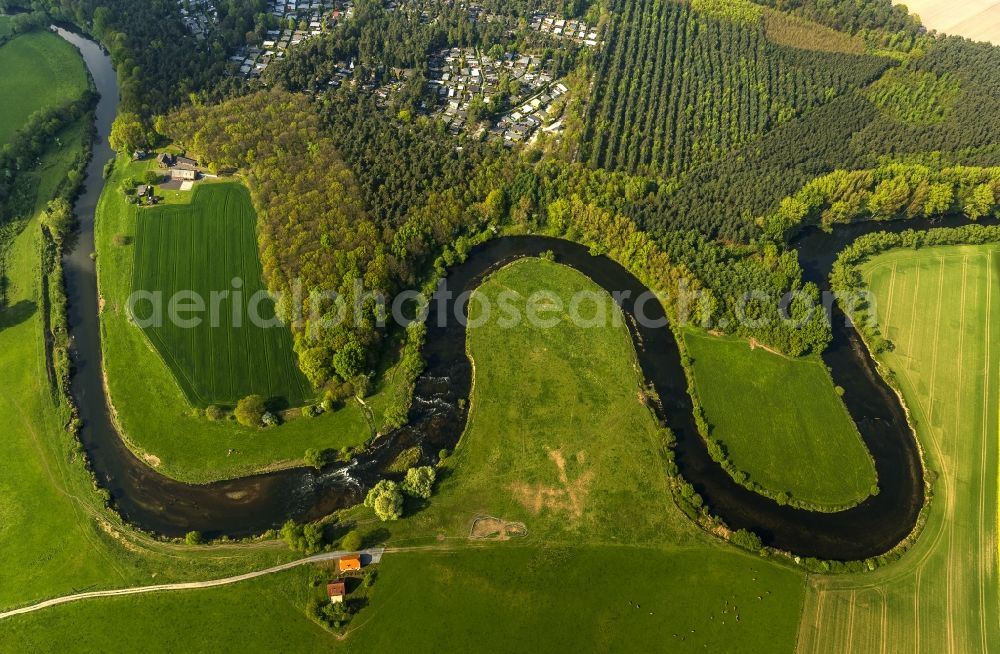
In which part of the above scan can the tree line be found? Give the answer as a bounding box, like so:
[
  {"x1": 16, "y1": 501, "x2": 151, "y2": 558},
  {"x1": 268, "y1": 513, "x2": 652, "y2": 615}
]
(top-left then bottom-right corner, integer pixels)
[{"x1": 763, "y1": 161, "x2": 1000, "y2": 239}]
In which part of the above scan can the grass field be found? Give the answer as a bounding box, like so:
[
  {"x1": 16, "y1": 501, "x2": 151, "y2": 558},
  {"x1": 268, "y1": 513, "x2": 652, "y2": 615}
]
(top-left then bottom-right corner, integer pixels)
[
  {"x1": 0, "y1": 547, "x2": 804, "y2": 653},
  {"x1": 685, "y1": 331, "x2": 876, "y2": 508},
  {"x1": 96, "y1": 159, "x2": 389, "y2": 482},
  {"x1": 797, "y1": 244, "x2": 1000, "y2": 653},
  {"x1": 131, "y1": 182, "x2": 309, "y2": 407},
  {"x1": 0, "y1": 29, "x2": 88, "y2": 145},
  {"x1": 1, "y1": 258, "x2": 809, "y2": 652},
  {"x1": 0, "y1": 98, "x2": 302, "y2": 616}
]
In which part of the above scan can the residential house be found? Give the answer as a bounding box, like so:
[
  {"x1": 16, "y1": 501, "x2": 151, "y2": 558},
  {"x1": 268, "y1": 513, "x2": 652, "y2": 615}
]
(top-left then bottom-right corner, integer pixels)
[{"x1": 337, "y1": 555, "x2": 362, "y2": 573}]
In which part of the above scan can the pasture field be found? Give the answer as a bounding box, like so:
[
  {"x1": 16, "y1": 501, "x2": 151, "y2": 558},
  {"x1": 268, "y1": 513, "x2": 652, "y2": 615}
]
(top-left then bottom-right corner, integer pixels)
[
  {"x1": 2, "y1": 258, "x2": 808, "y2": 652},
  {"x1": 95, "y1": 159, "x2": 411, "y2": 482},
  {"x1": 0, "y1": 116, "x2": 299, "y2": 614},
  {"x1": 0, "y1": 29, "x2": 88, "y2": 145},
  {"x1": 797, "y1": 244, "x2": 1000, "y2": 653},
  {"x1": 684, "y1": 331, "x2": 876, "y2": 508},
  {"x1": 0, "y1": 547, "x2": 804, "y2": 653},
  {"x1": 131, "y1": 182, "x2": 309, "y2": 407}
]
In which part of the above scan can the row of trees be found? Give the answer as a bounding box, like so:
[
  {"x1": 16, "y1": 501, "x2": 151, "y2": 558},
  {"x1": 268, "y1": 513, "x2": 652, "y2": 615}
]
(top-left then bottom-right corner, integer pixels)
[
  {"x1": 578, "y1": 0, "x2": 892, "y2": 179},
  {"x1": 0, "y1": 92, "x2": 96, "y2": 219},
  {"x1": 763, "y1": 161, "x2": 1000, "y2": 238}
]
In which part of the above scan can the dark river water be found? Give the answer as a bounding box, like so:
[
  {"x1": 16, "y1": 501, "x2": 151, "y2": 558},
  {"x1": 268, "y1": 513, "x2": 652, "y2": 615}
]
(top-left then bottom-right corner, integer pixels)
[{"x1": 56, "y1": 28, "x2": 983, "y2": 560}]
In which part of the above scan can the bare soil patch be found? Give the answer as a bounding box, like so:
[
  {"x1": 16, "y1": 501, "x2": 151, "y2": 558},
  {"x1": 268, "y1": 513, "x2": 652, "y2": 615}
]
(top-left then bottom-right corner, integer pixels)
[{"x1": 469, "y1": 516, "x2": 528, "y2": 540}]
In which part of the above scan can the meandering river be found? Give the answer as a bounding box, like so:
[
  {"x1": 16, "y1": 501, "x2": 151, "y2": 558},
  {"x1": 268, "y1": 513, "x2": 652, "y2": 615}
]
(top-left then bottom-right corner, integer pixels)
[{"x1": 59, "y1": 28, "x2": 973, "y2": 560}]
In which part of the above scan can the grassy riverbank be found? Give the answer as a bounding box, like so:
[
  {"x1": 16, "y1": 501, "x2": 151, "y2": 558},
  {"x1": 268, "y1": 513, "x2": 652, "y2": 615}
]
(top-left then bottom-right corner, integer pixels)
[
  {"x1": 798, "y1": 244, "x2": 1000, "y2": 652},
  {"x1": 0, "y1": 29, "x2": 88, "y2": 145},
  {"x1": 684, "y1": 331, "x2": 877, "y2": 509},
  {"x1": 0, "y1": 111, "x2": 300, "y2": 614}
]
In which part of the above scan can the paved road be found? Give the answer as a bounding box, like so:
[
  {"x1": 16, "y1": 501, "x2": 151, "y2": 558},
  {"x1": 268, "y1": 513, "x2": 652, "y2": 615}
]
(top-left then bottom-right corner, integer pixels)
[{"x1": 0, "y1": 548, "x2": 385, "y2": 621}]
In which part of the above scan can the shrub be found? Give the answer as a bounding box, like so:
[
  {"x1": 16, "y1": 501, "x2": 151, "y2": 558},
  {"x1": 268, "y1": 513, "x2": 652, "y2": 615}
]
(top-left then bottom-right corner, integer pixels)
[
  {"x1": 185, "y1": 530, "x2": 203, "y2": 545},
  {"x1": 261, "y1": 411, "x2": 279, "y2": 427},
  {"x1": 280, "y1": 519, "x2": 326, "y2": 554},
  {"x1": 731, "y1": 528, "x2": 763, "y2": 552},
  {"x1": 204, "y1": 405, "x2": 225, "y2": 421},
  {"x1": 339, "y1": 529, "x2": 363, "y2": 552},
  {"x1": 234, "y1": 394, "x2": 267, "y2": 427},
  {"x1": 304, "y1": 448, "x2": 336, "y2": 470},
  {"x1": 401, "y1": 466, "x2": 436, "y2": 499},
  {"x1": 364, "y1": 480, "x2": 404, "y2": 521}
]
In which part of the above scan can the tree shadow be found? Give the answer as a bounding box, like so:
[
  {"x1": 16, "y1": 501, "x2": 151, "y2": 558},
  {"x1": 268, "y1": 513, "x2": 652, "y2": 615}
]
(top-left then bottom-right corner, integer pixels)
[{"x1": 0, "y1": 299, "x2": 37, "y2": 332}]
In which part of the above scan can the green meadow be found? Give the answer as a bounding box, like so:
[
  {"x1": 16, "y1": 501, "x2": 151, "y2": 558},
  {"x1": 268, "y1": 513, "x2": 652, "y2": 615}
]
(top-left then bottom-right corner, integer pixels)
[
  {"x1": 0, "y1": 29, "x2": 88, "y2": 145},
  {"x1": 684, "y1": 331, "x2": 876, "y2": 508},
  {"x1": 0, "y1": 85, "x2": 299, "y2": 615},
  {"x1": 1, "y1": 258, "x2": 808, "y2": 653}
]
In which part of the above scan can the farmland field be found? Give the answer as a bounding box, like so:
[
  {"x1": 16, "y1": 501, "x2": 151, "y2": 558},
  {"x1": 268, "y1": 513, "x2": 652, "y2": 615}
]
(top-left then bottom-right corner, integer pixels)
[
  {"x1": 684, "y1": 331, "x2": 876, "y2": 508},
  {"x1": 131, "y1": 182, "x2": 310, "y2": 407},
  {"x1": 893, "y1": 0, "x2": 1000, "y2": 45},
  {"x1": 0, "y1": 29, "x2": 88, "y2": 145},
  {"x1": 797, "y1": 244, "x2": 1000, "y2": 653}
]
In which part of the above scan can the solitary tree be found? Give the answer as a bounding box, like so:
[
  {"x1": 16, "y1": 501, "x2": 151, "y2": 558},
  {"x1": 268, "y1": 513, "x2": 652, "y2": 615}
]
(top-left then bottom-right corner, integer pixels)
[
  {"x1": 401, "y1": 466, "x2": 436, "y2": 499},
  {"x1": 364, "y1": 480, "x2": 403, "y2": 521},
  {"x1": 109, "y1": 112, "x2": 147, "y2": 154},
  {"x1": 339, "y1": 529, "x2": 363, "y2": 552},
  {"x1": 234, "y1": 394, "x2": 267, "y2": 427},
  {"x1": 304, "y1": 448, "x2": 336, "y2": 469},
  {"x1": 333, "y1": 341, "x2": 366, "y2": 381}
]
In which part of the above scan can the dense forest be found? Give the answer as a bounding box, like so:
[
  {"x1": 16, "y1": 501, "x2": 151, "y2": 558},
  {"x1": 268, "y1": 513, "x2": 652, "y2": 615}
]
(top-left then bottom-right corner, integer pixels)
[
  {"x1": 12, "y1": 0, "x2": 997, "y2": 376},
  {"x1": 160, "y1": 90, "x2": 385, "y2": 387},
  {"x1": 318, "y1": 92, "x2": 495, "y2": 229}
]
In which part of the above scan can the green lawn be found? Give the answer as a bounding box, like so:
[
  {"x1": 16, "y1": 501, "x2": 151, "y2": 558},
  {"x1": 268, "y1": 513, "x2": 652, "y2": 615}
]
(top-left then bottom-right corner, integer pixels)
[
  {"x1": 131, "y1": 182, "x2": 309, "y2": 407},
  {"x1": 1, "y1": 257, "x2": 809, "y2": 652},
  {"x1": 798, "y1": 244, "x2": 1000, "y2": 653},
  {"x1": 96, "y1": 158, "x2": 386, "y2": 482},
  {"x1": 0, "y1": 29, "x2": 88, "y2": 145},
  {"x1": 684, "y1": 331, "x2": 876, "y2": 508}
]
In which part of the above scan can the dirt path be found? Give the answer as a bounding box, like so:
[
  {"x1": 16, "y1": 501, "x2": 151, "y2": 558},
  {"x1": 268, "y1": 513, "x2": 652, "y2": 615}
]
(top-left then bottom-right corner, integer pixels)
[{"x1": 0, "y1": 548, "x2": 386, "y2": 621}]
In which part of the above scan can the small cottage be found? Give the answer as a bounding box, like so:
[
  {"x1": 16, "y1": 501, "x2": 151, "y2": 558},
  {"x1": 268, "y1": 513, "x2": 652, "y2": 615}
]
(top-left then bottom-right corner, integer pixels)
[{"x1": 327, "y1": 579, "x2": 346, "y2": 604}]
